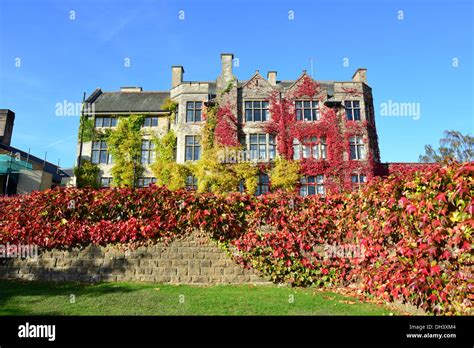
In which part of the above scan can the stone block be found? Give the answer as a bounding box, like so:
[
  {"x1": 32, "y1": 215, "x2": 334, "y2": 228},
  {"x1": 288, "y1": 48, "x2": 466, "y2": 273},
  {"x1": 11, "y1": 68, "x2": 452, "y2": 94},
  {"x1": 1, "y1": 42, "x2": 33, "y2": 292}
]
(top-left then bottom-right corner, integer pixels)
[
  {"x1": 171, "y1": 260, "x2": 188, "y2": 267},
  {"x1": 164, "y1": 267, "x2": 177, "y2": 276},
  {"x1": 200, "y1": 260, "x2": 211, "y2": 267},
  {"x1": 191, "y1": 275, "x2": 209, "y2": 283},
  {"x1": 154, "y1": 275, "x2": 172, "y2": 283}
]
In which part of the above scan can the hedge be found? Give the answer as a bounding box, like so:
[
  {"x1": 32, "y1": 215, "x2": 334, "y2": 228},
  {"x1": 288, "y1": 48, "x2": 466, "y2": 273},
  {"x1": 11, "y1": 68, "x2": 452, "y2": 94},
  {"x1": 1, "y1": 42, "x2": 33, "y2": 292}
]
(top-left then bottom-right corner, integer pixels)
[{"x1": 0, "y1": 162, "x2": 472, "y2": 315}]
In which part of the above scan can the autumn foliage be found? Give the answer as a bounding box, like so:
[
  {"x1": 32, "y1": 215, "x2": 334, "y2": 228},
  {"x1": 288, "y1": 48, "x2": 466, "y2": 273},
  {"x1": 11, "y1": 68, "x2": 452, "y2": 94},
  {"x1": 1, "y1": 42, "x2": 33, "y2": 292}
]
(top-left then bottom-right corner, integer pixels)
[{"x1": 0, "y1": 163, "x2": 472, "y2": 315}]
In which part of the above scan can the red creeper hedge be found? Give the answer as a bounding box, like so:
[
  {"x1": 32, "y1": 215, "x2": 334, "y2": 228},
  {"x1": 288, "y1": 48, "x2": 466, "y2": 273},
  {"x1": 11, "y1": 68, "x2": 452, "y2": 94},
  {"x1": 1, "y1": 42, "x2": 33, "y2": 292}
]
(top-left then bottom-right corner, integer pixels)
[{"x1": 0, "y1": 163, "x2": 472, "y2": 315}]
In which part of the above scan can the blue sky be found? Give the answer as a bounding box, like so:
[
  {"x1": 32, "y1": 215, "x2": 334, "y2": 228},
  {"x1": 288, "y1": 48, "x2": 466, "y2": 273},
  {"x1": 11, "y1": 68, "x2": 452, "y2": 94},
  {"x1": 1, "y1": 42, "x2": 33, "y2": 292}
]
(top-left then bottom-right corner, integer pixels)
[{"x1": 0, "y1": 0, "x2": 472, "y2": 168}]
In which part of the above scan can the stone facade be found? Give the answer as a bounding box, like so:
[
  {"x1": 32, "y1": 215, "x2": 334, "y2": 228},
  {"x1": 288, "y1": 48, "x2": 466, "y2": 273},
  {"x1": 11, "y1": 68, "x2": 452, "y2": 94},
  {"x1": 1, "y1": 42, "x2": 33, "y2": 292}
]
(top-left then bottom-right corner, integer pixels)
[
  {"x1": 77, "y1": 53, "x2": 379, "y2": 189},
  {"x1": 0, "y1": 233, "x2": 268, "y2": 284}
]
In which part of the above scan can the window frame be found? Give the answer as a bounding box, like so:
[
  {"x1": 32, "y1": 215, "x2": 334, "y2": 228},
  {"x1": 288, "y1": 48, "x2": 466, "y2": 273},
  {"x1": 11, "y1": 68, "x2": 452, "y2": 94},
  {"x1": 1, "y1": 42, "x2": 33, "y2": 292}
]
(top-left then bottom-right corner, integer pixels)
[
  {"x1": 143, "y1": 116, "x2": 159, "y2": 128},
  {"x1": 140, "y1": 139, "x2": 156, "y2": 164},
  {"x1": 351, "y1": 173, "x2": 367, "y2": 191},
  {"x1": 137, "y1": 177, "x2": 157, "y2": 188},
  {"x1": 255, "y1": 173, "x2": 270, "y2": 196},
  {"x1": 299, "y1": 175, "x2": 325, "y2": 196},
  {"x1": 185, "y1": 175, "x2": 198, "y2": 190},
  {"x1": 94, "y1": 116, "x2": 117, "y2": 128},
  {"x1": 295, "y1": 100, "x2": 320, "y2": 121},
  {"x1": 185, "y1": 135, "x2": 201, "y2": 161},
  {"x1": 293, "y1": 137, "x2": 327, "y2": 160},
  {"x1": 248, "y1": 133, "x2": 275, "y2": 161},
  {"x1": 244, "y1": 100, "x2": 270, "y2": 122},
  {"x1": 345, "y1": 100, "x2": 361, "y2": 121},
  {"x1": 91, "y1": 140, "x2": 112, "y2": 164},
  {"x1": 349, "y1": 135, "x2": 366, "y2": 160},
  {"x1": 100, "y1": 177, "x2": 113, "y2": 188},
  {"x1": 185, "y1": 101, "x2": 203, "y2": 123}
]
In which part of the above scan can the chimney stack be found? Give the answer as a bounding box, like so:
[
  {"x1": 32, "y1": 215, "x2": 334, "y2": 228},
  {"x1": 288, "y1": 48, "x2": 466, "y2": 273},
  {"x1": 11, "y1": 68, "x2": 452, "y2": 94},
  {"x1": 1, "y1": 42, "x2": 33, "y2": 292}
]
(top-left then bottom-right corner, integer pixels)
[
  {"x1": 171, "y1": 66, "x2": 184, "y2": 88},
  {"x1": 220, "y1": 53, "x2": 234, "y2": 82},
  {"x1": 352, "y1": 68, "x2": 367, "y2": 83},
  {"x1": 267, "y1": 71, "x2": 277, "y2": 85}
]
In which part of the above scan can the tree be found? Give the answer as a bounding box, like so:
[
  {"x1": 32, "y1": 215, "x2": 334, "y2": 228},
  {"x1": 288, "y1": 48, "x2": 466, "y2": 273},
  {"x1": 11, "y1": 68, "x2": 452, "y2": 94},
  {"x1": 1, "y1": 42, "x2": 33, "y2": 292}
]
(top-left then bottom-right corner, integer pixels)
[
  {"x1": 74, "y1": 160, "x2": 100, "y2": 188},
  {"x1": 419, "y1": 130, "x2": 473, "y2": 163}
]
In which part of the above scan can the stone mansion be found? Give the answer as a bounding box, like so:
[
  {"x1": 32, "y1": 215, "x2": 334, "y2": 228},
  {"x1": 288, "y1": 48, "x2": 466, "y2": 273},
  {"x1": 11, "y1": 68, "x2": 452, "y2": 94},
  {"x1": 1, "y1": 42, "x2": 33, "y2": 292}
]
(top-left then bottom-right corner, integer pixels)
[{"x1": 77, "y1": 53, "x2": 380, "y2": 194}]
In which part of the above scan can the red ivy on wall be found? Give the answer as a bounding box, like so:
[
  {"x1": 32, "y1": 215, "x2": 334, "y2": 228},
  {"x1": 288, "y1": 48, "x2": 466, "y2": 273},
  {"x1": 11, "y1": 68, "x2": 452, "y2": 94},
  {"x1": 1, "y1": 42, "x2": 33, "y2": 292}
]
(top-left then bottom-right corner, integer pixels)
[
  {"x1": 215, "y1": 102, "x2": 239, "y2": 147},
  {"x1": 264, "y1": 75, "x2": 378, "y2": 193}
]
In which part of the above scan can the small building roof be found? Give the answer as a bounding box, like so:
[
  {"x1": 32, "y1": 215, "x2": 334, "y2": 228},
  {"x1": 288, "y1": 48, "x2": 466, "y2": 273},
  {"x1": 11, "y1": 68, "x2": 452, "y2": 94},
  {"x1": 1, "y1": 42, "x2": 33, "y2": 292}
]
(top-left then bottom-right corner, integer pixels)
[{"x1": 86, "y1": 90, "x2": 170, "y2": 113}]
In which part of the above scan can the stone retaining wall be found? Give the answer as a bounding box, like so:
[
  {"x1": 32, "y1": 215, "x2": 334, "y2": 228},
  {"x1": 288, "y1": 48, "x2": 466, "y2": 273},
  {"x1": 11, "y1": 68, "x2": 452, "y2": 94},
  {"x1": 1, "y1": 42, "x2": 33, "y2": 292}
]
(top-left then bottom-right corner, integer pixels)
[{"x1": 0, "y1": 233, "x2": 267, "y2": 284}]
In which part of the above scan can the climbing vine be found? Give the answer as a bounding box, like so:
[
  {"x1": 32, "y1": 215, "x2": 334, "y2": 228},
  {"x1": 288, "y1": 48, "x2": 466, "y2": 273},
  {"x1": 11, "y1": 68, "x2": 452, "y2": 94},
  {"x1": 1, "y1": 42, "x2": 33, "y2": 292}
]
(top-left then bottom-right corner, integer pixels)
[
  {"x1": 79, "y1": 116, "x2": 98, "y2": 142},
  {"x1": 107, "y1": 115, "x2": 145, "y2": 187},
  {"x1": 264, "y1": 75, "x2": 378, "y2": 194},
  {"x1": 161, "y1": 97, "x2": 178, "y2": 123},
  {"x1": 269, "y1": 157, "x2": 301, "y2": 191},
  {"x1": 151, "y1": 129, "x2": 190, "y2": 190},
  {"x1": 190, "y1": 90, "x2": 259, "y2": 194}
]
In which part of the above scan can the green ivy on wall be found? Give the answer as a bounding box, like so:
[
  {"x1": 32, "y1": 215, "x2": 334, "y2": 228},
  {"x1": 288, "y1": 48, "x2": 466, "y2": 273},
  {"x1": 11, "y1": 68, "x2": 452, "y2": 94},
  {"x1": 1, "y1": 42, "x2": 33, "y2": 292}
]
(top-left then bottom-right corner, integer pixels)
[
  {"x1": 79, "y1": 116, "x2": 97, "y2": 142},
  {"x1": 151, "y1": 129, "x2": 190, "y2": 190},
  {"x1": 161, "y1": 97, "x2": 178, "y2": 123},
  {"x1": 107, "y1": 115, "x2": 145, "y2": 187}
]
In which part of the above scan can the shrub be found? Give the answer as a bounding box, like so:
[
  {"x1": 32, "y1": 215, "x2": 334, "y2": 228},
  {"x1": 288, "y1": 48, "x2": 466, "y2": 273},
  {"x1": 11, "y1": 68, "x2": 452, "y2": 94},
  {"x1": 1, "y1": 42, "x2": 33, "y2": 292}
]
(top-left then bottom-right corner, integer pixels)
[{"x1": 0, "y1": 162, "x2": 471, "y2": 314}]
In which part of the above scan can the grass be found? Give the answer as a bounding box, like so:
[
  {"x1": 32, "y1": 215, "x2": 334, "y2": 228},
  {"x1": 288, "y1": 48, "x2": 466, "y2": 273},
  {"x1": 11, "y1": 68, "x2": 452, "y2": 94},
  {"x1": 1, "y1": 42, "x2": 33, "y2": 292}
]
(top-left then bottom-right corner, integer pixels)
[{"x1": 0, "y1": 280, "x2": 401, "y2": 316}]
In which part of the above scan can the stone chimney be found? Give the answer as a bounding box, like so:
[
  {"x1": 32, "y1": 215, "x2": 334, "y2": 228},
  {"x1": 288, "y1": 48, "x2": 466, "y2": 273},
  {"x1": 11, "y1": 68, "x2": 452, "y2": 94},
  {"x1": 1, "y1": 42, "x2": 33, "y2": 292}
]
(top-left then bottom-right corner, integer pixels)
[
  {"x1": 267, "y1": 71, "x2": 277, "y2": 85},
  {"x1": 171, "y1": 66, "x2": 184, "y2": 88},
  {"x1": 220, "y1": 53, "x2": 234, "y2": 82},
  {"x1": 0, "y1": 109, "x2": 15, "y2": 146},
  {"x1": 352, "y1": 68, "x2": 367, "y2": 83}
]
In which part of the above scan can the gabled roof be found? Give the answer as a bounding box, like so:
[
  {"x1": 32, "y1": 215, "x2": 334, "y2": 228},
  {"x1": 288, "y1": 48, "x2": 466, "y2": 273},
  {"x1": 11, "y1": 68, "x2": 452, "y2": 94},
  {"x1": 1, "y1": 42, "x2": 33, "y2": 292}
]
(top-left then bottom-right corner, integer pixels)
[
  {"x1": 87, "y1": 90, "x2": 170, "y2": 113},
  {"x1": 240, "y1": 71, "x2": 273, "y2": 89}
]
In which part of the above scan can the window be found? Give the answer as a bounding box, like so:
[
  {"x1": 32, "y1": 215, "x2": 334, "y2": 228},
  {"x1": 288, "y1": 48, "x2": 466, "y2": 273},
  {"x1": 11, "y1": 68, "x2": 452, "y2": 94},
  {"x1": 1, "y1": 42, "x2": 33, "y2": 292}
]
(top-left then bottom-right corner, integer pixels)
[
  {"x1": 185, "y1": 135, "x2": 201, "y2": 161},
  {"x1": 255, "y1": 173, "x2": 269, "y2": 196},
  {"x1": 295, "y1": 100, "x2": 319, "y2": 121},
  {"x1": 137, "y1": 177, "x2": 157, "y2": 188},
  {"x1": 100, "y1": 177, "x2": 113, "y2": 188},
  {"x1": 345, "y1": 101, "x2": 361, "y2": 121},
  {"x1": 249, "y1": 134, "x2": 275, "y2": 160},
  {"x1": 300, "y1": 175, "x2": 325, "y2": 196},
  {"x1": 143, "y1": 116, "x2": 158, "y2": 127},
  {"x1": 293, "y1": 137, "x2": 327, "y2": 160},
  {"x1": 245, "y1": 101, "x2": 269, "y2": 122},
  {"x1": 366, "y1": 103, "x2": 372, "y2": 123},
  {"x1": 186, "y1": 101, "x2": 202, "y2": 122},
  {"x1": 91, "y1": 140, "x2": 112, "y2": 164},
  {"x1": 174, "y1": 104, "x2": 179, "y2": 124},
  {"x1": 351, "y1": 174, "x2": 367, "y2": 190},
  {"x1": 186, "y1": 175, "x2": 198, "y2": 190},
  {"x1": 350, "y1": 136, "x2": 366, "y2": 160},
  {"x1": 141, "y1": 140, "x2": 155, "y2": 164},
  {"x1": 94, "y1": 117, "x2": 117, "y2": 128}
]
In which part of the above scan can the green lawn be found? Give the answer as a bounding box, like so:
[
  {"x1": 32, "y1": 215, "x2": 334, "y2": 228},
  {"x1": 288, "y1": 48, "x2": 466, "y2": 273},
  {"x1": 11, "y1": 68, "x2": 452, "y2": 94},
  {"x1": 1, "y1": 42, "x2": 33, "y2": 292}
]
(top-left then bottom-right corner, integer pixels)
[{"x1": 0, "y1": 280, "x2": 400, "y2": 316}]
